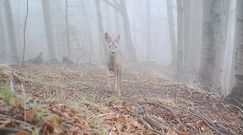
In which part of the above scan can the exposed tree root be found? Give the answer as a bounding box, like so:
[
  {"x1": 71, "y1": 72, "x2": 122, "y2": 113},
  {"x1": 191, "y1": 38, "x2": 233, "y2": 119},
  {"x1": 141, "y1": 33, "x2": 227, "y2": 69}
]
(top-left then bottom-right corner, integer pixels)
[{"x1": 188, "y1": 108, "x2": 238, "y2": 135}]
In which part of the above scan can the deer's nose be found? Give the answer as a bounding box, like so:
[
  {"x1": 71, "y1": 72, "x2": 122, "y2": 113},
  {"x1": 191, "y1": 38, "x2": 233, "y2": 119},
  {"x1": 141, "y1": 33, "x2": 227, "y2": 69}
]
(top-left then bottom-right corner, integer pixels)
[{"x1": 111, "y1": 51, "x2": 115, "y2": 54}]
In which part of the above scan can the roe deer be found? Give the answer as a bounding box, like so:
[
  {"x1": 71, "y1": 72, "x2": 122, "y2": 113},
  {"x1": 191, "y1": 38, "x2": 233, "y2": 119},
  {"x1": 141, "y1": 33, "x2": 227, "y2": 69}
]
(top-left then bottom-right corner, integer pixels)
[{"x1": 104, "y1": 32, "x2": 122, "y2": 96}]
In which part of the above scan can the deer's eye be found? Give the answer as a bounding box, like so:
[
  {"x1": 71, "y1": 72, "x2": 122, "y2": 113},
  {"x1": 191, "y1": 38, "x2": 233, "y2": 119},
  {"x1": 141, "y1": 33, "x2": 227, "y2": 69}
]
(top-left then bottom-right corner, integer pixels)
[{"x1": 115, "y1": 46, "x2": 117, "y2": 48}]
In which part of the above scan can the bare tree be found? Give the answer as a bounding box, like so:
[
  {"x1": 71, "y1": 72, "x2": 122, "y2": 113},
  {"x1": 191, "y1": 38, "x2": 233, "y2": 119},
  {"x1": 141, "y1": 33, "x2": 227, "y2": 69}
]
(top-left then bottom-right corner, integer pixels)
[
  {"x1": 176, "y1": 0, "x2": 184, "y2": 81},
  {"x1": 199, "y1": 0, "x2": 225, "y2": 90},
  {"x1": 95, "y1": 0, "x2": 106, "y2": 62},
  {"x1": 146, "y1": 0, "x2": 151, "y2": 60},
  {"x1": 81, "y1": 0, "x2": 94, "y2": 63},
  {"x1": 21, "y1": 0, "x2": 29, "y2": 66},
  {"x1": 0, "y1": 10, "x2": 7, "y2": 57},
  {"x1": 230, "y1": 0, "x2": 243, "y2": 102},
  {"x1": 42, "y1": 0, "x2": 57, "y2": 60},
  {"x1": 189, "y1": 0, "x2": 202, "y2": 79},
  {"x1": 166, "y1": 0, "x2": 177, "y2": 68},
  {"x1": 101, "y1": 0, "x2": 138, "y2": 61},
  {"x1": 3, "y1": 0, "x2": 18, "y2": 61},
  {"x1": 182, "y1": 0, "x2": 192, "y2": 79},
  {"x1": 119, "y1": 0, "x2": 137, "y2": 61},
  {"x1": 113, "y1": 0, "x2": 120, "y2": 35},
  {"x1": 65, "y1": 0, "x2": 71, "y2": 58}
]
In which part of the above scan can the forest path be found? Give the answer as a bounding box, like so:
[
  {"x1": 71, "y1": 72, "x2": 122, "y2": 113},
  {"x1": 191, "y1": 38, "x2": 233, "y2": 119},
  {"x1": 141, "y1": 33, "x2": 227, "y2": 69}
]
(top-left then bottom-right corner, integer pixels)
[{"x1": 0, "y1": 64, "x2": 242, "y2": 135}]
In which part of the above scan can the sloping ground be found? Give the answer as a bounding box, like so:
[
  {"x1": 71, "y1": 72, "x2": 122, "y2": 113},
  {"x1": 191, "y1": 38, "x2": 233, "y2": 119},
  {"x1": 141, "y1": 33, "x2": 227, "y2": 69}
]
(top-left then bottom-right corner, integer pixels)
[{"x1": 0, "y1": 64, "x2": 242, "y2": 135}]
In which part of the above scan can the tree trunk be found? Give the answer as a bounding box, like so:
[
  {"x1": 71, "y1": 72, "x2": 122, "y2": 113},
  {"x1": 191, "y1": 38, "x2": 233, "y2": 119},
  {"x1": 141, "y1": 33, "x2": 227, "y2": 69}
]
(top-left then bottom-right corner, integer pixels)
[
  {"x1": 176, "y1": 0, "x2": 184, "y2": 82},
  {"x1": 0, "y1": 9, "x2": 7, "y2": 57},
  {"x1": 65, "y1": 0, "x2": 71, "y2": 58},
  {"x1": 166, "y1": 0, "x2": 177, "y2": 69},
  {"x1": 222, "y1": 0, "x2": 235, "y2": 94},
  {"x1": 199, "y1": 0, "x2": 225, "y2": 90},
  {"x1": 146, "y1": 0, "x2": 151, "y2": 60},
  {"x1": 230, "y1": 0, "x2": 243, "y2": 102},
  {"x1": 3, "y1": 0, "x2": 18, "y2": 61},
  {"x1": 113, "y1": 1, "x2": 120, "y2": 35},
  {"x1": 189, "y1": 0, "x2": 202, "y2": 79},
  {"x1": 120, "y1": 0, "x2": 137, "y2": 62},
  {"x1": 81, "y1": 0, "x2": 94, "y2": 63},
  {"x1": 42, "y1": 0, "x2": 57, "y2": 60},
  {"x1": 183, "y1": 0, "x2": 192, "y2": 79},
  {"x1": 95, "y1": 0, "x2": 106, "y2": 62}
]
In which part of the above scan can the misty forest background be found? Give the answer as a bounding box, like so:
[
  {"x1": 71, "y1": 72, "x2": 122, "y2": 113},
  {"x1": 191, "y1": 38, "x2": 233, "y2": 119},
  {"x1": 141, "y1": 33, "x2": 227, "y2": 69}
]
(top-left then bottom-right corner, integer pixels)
[{"x1": 0, "y1": 0, "x2": 243, "y2": 101}]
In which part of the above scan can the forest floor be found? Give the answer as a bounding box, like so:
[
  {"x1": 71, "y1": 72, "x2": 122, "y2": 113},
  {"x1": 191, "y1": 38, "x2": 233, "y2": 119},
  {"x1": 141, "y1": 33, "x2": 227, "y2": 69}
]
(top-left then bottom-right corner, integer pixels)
[{"x1": 0, "y1": 63, "x2": 242, "y2": 135}]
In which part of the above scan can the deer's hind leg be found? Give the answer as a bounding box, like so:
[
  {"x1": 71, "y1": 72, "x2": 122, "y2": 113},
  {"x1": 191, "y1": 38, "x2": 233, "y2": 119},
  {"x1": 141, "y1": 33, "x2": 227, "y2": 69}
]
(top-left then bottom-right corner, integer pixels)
[
  {"x1": 106, "y1": 69, "x2": 112, "y2": 93},
  {"x1": 116, "y1": 68, "x2": 121, "y2": 96}
]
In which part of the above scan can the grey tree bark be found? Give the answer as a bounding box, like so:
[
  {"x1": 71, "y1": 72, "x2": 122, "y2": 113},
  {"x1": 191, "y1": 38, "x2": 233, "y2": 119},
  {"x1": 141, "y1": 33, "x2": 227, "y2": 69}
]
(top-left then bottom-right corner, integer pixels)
[
  {"x1": 199, "y1": 0, "x2": 225, "y2": 90},
  {"x1": 95, "y1": 0, "x2": 106, "y2": 62},
  {"x1": 176, "y1": 0, "x2": 184, "y2": 82},
  {"x1": 166, "y1": 0, "x2": 177, "y2": 69},
  {"x1": 189, "y1": 0, "x2": 202, "y2": 79},
  {"x1": 113, "y1": 0, "x2": 120, "y2": 35},
  {"x1": 0, "y1": 9, "x2": 7, "y2": 57},
  {"x1": 146, "y1": 0, "x2": 151, "y2": 60},
  {"x1": 42, "y1": 0, "x2": 57, "y2": 60},
  {"x1": 21, "y1": 0, "x2": 29, "y2": 66},
  {"x1": 3, "y1": 0, "x2": 18, "y2": 61},
  {"x1": 81, "y1": 0, "x2": 94, "y2": 63},
  {"x1": 119, "y1": 0, "x2": 137, "y2": 61},
  {"x1": 65, "y1": 0, "x2": 71, "y2": 58},
  {"x1": 183, "y1": 0, "x2": 192, "y2": 79},
  {"x1": 230, "y1": 0, "x2": 243, "y2": 102},
  {"x1": 222, "y1": 0, "x2": 236, "y2": 95}
]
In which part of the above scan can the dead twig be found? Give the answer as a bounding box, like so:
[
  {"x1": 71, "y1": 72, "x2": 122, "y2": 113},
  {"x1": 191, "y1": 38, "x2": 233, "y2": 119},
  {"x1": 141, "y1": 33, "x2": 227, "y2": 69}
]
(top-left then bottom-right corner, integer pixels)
[
  {"x1": 138, "y1": 101, "x2": 187, "y2": 129},
  {"x1": 0, "y1": 127, "x2": 23, "y2": 134},
  {"x1": 0, "y1": 114, "x2": 36, "y2": 130},
  {"x1": 188, "y1": 108, "x2": 238, "y2": 135},
  {"x1": 143, "y1": 114, "x2": 163, "y2": 131},
  {"x1": 137, "y1": 117, "x2": 163, "y2": 135}
]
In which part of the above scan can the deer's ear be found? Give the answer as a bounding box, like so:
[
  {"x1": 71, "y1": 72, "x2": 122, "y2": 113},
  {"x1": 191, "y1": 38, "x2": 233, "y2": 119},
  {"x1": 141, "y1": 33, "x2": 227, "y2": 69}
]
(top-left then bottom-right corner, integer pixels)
[
  {"x1": 115, "y1": 35, "x2": 120, "y2": 43},
  {"x1": 104, "y1": 32, "x2": 112, "y2": 43}
]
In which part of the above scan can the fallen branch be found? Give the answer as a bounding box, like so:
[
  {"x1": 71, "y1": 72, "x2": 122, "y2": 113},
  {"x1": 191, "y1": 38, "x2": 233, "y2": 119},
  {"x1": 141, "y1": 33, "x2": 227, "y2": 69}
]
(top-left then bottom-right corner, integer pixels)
[
  {"x1": 143, "y1": 114, "x2": 164, "y2": 131},
  {"x1": 0, "y1": 114, "x2": 36, "y2": 130},
  {"x1": 188, "y1": 108, "x2": 238, "y2": 135},
  {"x1": 138, "y1": 101, "x2": 187, "y2": 129},
  {"x1": 137, "y1": 117, "x2": 162, "y2": 135},
  {"x1": 0, "y1": 127, "x2": 22, "y2": 134}
]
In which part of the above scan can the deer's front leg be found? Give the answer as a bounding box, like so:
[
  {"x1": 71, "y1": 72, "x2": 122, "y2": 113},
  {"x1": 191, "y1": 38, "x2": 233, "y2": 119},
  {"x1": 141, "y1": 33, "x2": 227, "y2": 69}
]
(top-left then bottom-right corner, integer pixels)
[
  {"x1": 118, "y1": 69, "x2": 121, "y2": 96},
  {"x1": 106, "y1": 69, "x2": 112, "y2": 92},
  {"x1": 116, "y1": 69, "x2": 121, "y2": 96}
]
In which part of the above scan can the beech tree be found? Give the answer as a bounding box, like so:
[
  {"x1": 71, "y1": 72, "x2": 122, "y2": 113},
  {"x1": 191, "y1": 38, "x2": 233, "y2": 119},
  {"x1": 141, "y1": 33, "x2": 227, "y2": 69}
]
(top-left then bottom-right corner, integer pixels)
[
  {"x1": 199, "y1": 0, "x2": 225, "y2": 90},
  {"x1": 3, "y1": 0, "x2": 18, "y2": 61},
  {"x1": 230, "y1": 0, "x2": 243, "y2": 102},
  {"x1": 42, "y1": 0, "x2": 57, "y2": 60}
]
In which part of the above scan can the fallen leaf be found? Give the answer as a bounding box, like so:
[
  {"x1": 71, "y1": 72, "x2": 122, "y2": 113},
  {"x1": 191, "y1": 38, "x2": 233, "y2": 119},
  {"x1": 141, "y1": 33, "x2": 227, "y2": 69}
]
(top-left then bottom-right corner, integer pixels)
[
  {"x1": 50, "y1": 116, "x2": 63, "y2": 133},
  {"x1": 132, "y1": 120, "x2": 143, "y2": 129},
  {"x1": 9, "y1": 98, "x2": 21, "y2": 109},
  {"x1": 40, "y1": 123, "x2": 54, "y2": 134},
  {"x1": 15, "y1": 131, "x2": 30, "y2": 135},
  {"x1": 25, "y1": 110, "x2": 36, "y2": 122}
]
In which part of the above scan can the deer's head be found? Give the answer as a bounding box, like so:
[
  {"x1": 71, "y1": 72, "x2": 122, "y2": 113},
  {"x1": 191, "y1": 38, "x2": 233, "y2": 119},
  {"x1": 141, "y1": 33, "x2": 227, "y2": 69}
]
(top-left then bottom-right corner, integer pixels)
[{"x1": 104, "y1": 32, "x2": 120, "y2": 55}]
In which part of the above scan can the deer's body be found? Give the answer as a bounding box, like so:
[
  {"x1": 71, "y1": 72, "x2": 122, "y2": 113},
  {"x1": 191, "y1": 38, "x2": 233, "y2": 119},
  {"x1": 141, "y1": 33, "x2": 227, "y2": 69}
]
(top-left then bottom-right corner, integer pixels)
[
  {"x1": 107, "y1": 50, "x2": 122, "y2": 72},
  {"x1": 105, "y1": 33, "x2": 122, "y2": 96}
]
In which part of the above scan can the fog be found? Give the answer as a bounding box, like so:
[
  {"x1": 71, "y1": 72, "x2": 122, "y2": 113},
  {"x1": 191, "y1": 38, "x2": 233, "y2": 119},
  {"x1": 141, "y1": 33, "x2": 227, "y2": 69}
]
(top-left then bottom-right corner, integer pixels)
[
  {"x1": 1, "y1": 0, "x2": 171, "y2": 65},
  {"x1": 1, "y1": 0, "x2": 243, "y2": 134}
]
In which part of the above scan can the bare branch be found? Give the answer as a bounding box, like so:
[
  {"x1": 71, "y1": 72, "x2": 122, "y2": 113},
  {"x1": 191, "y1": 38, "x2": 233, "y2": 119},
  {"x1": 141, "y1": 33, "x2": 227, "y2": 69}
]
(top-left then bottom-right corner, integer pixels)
[
  {"x1": 101, "y1": 0, "x2": 120, "y2": 12},
  {"x1": 21, "y1": 0, "x2": 29, "y2": 66}
]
